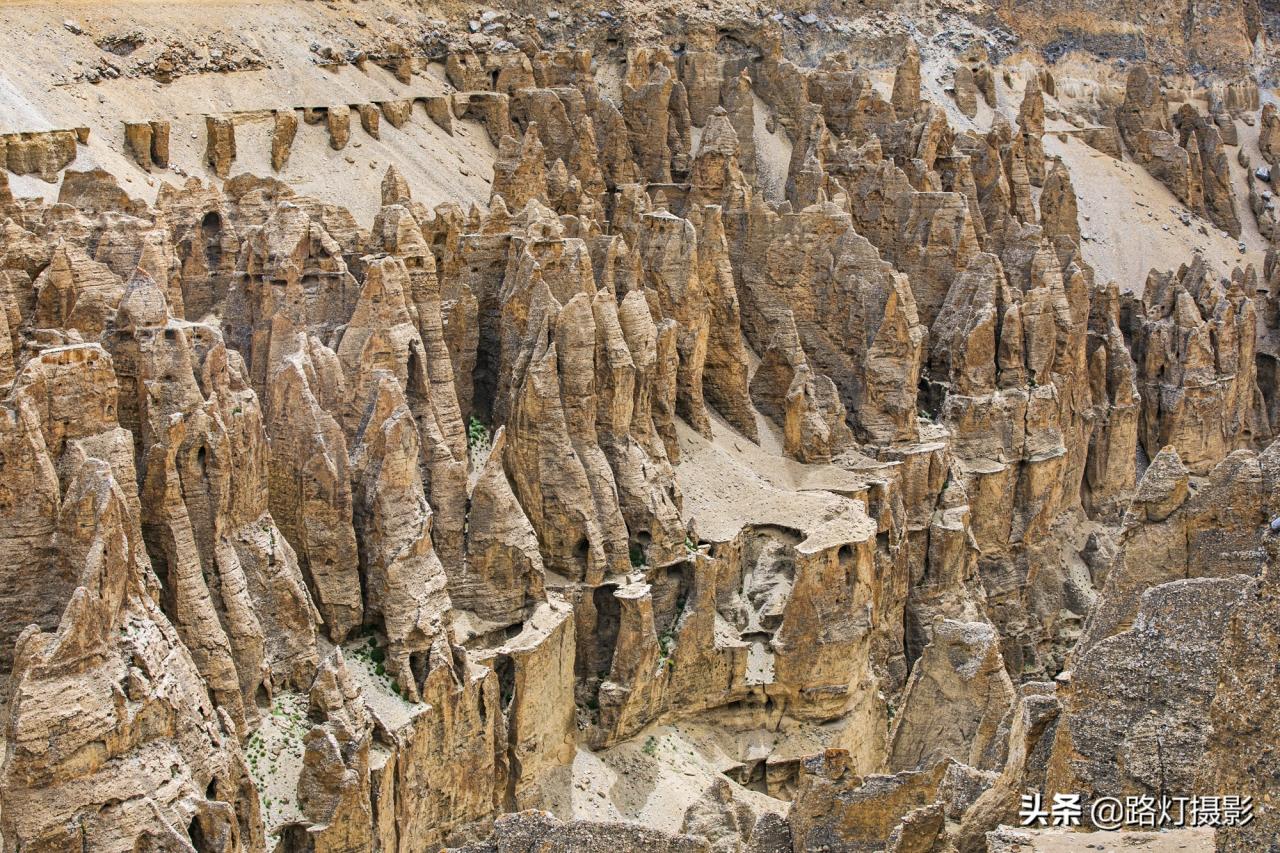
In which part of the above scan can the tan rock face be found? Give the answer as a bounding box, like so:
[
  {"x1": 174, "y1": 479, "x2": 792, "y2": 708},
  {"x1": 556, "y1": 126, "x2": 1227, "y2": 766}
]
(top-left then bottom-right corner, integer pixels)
[
  {"x1": 1123, "y1": 257, "x2": 1267, "y2": 474},
  {"x1": 1260, "y1": 103, "x2": 1280, "y2": 165},
  {"x1": 1, "y1": 129, "x2": 79, "y2": 181},
  {"x1": 1, "y1": 357, "x2": 263, "y2": 851},
  {"x1": 888, "y1": 620, "x2": 1015, "y2": 772},
  {"x1": 3, "y1": 17, "x2": 1279, "y2": 853},
  {"x1": 271, "y1": 110, "x2": 298, "y2": 172},
  {"x1": 789, "y1": 751, "x2": 950, "y2": 852},
  {"x1": 289, "y1": 650, "x2": 374, "y2": 852},
  {"x1": 1117, "y1": 67, "x2": 1243, "y2": 235},
  {"x1": 952, "y1": 66, "x2": 978, "y2": 118},
  {"x1": 206, "y1": 115, "x2": 237, "y2": 178}
]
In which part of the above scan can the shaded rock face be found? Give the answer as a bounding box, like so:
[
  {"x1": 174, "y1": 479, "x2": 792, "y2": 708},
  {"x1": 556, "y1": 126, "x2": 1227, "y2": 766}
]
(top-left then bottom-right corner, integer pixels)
[
  {"x1": 789, "y1": 752, "x2": 951, "y2": 852},
  {"x1": 0, "y1": 15, "x2": 1278, "y2": 853},
  {"x1": 888, "y1": 620, "x2": 1015, "y2": 772}
]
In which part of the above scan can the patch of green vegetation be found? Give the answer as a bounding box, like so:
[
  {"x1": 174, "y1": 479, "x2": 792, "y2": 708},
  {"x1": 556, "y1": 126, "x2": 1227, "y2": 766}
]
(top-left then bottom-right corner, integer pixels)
[
  {"x1": 350, "y1": 634, "x2": 402, "y2": 697},
  {"x1": 467, "y1": 416, "x2": 491, "y2": 452},
  {"x1": 657, "y1": 631, "x2": 676, "y2": 673},
  {"x1": 642, "y1": 736, "x2": 658, "y2": 757}
]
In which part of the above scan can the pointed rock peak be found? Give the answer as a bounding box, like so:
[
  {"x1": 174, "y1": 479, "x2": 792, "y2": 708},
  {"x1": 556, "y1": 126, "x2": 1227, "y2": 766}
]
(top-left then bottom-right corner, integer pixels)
[
  {"x1": 486, "y1": 423, "x2": 509, "y2": 460},
  {"x1": 308, "y1": 647, "x2": 362, "y2": 719},
  {"x1": 116, "y1": 268, "x2": 170, "y2": 331},
  {"x1": 356, "y1": 369, "x2": 409, "y2": 440},
  {"x1": 489, "y1": 193, "x2": 511, "y2": 220},
  {"x1": 1131, "y1": 445, "x2": 1190, "y2": 522},
  {"x1": 382, "y1": 164, "x2": 412, "y2": 206},
  {"x1": 766, "y1": 309, "x2": 805, "y2": 364},
  {"x1": 1018, "y1": 74, "x2": 1045, "y2": 135},
  {"x1": 358, "y1": 256, "x2": 412, "y2": 316},
  {"x1": 696, "y1": 109, "x2": 739, "y2": 158},
  {"x1": 891, "y1": 39, "x2": 922, "y2": 114},
  {"x1": 518, "y1": 198, "x2": 563, "y2": 237},
  {"x1": 521, "y1": 121, "x2": 545, "y2": 155},
  {"x1": 496, "y1": 133, "x2": 521, "y2": 159}
]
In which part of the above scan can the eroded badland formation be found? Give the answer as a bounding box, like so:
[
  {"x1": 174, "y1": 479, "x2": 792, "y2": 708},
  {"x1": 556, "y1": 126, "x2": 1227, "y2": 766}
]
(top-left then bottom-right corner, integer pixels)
[{"x1": 1, "y1": 0, "x2": 1280, "y2": 849}]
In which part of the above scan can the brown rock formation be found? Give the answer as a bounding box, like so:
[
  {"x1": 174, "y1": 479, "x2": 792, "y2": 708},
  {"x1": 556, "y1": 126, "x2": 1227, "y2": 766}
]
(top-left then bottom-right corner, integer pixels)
[
  {"x1": 272, "y1": 110, "x2": 299, "y2": 172},
  {"x1": 1123, "y1": 256, "x2": 1267, "y2": 473},
  {"x1": 3, "y1": 20, "x2": 1280, "y2": 852},
  {"x1": 206, "y1": 115, "x2": 237, "y2": 178}
]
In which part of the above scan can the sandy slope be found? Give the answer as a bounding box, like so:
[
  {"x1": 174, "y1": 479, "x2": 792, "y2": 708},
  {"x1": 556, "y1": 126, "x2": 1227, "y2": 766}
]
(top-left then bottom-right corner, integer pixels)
[
  {"x1": 1045, "y1": 133, "x2": 1267, "y2": 294},
  {"x1": 675, "y1": 411, "x2": 880, "y2": 546},
  {"x1": 1, "y1": 0, "x2": 495, "y2": 220},
  {"x1": 539, "y1": 720, "x2": 799, "y2": 831},
  {"x1": 909, "y1": 49, "x2": 1263, "y2": 294}
]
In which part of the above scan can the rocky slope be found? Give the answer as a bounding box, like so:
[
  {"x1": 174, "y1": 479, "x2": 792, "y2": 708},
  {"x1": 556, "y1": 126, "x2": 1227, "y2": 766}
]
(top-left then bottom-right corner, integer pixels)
[{"x1": 0, "y1": 0, "x2": 1278, "y2": 851}]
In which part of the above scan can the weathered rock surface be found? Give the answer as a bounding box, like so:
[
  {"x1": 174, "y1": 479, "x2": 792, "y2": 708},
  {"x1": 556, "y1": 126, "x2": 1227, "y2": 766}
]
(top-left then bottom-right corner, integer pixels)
[{"x1": 1, "y1": 11, "x2": 1278, "y2": 853}]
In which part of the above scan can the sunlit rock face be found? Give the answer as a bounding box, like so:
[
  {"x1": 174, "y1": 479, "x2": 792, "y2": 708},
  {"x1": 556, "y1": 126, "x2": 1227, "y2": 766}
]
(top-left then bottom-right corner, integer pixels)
[{"x1": 0, "y1": 2, "x2": 1276, "y2": 849}]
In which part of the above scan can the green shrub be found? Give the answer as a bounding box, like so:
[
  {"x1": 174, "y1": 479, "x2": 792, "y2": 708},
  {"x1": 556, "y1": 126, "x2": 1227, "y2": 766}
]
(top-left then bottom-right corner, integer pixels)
[{"x1": 468, "y1": 416, "x2": 490, "y2": 452}]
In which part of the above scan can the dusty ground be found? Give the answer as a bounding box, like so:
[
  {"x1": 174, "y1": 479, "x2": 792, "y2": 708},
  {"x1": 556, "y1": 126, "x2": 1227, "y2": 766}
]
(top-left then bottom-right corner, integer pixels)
[
  {"x1": 675, "y1": 412, "x2": 881, "y2": 546},
  {"x1": 539, "y1": 719, "x2": 821, "y2": 830},
  {"x1": 0, "y1": 0, "x2": 496, "y2": 220},
  {"x1": 244, "y1": 690, "x2": 309, "y2": 840},
  {"x1": 1045, "y1": 129, "x2": 1267, "y2": 294}
]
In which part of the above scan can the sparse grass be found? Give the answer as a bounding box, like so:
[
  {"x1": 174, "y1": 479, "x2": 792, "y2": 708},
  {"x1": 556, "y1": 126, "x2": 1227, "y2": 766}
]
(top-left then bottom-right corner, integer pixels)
[
  {"x1": 642, "y1": 735, "x2": 658, "y2": 756},
  {"x1": 246, "y1": 692, "x2": 309, "y2": 833}
]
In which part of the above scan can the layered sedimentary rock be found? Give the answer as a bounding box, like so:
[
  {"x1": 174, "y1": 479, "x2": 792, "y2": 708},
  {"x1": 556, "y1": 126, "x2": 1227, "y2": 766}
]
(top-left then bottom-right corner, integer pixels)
[{"x1": 2, "y1": 13, "x2": 1279, "y2": 853}]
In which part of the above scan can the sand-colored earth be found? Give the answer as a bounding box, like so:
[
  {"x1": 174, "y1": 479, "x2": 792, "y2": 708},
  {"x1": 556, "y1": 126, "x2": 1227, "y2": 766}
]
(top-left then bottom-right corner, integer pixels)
[
  {"x1": 0, "y1": 0, "x2": 496, "y2": 220},
  {"x1": 675, "y1": 411, "x2": 880, "y2": 547},
  {"x1": 539, "y1": 719, "x2": 818, "y2": 831},
  {"x1": 1045, "y1": 130, "x2": 1266, "y2": 294}
]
